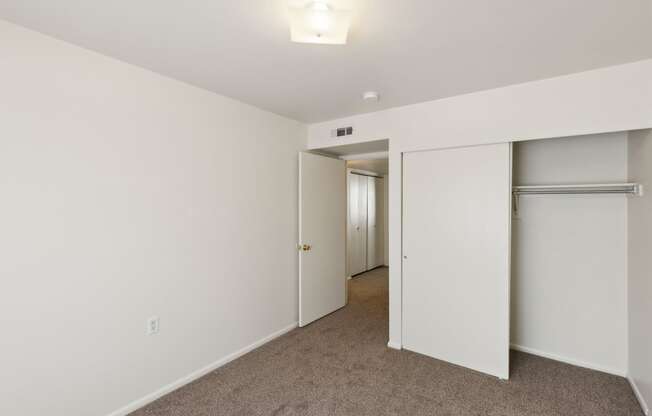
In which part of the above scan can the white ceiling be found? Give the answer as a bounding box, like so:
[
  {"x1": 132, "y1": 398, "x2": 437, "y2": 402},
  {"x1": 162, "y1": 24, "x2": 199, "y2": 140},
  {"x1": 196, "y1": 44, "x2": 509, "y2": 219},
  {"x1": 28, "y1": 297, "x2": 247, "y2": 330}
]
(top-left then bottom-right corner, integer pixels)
[{"x1": 1, "y1": 1, "x2": 650, "y2": 123}]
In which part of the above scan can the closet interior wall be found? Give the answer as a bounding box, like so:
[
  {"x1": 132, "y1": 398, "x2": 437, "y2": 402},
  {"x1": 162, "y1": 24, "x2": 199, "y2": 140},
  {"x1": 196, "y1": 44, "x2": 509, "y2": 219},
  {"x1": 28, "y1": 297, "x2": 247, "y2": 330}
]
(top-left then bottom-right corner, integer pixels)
[{"x1": 511, "y1": 132, "x2": 629, "y2": 375}]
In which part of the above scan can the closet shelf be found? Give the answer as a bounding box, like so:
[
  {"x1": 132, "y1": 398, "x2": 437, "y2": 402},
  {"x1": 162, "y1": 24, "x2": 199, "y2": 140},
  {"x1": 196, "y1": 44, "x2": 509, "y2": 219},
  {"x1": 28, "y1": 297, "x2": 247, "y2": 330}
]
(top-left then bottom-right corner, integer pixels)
[{"x1": 512, "y1": 183, "x2": 643, "y2": 196}]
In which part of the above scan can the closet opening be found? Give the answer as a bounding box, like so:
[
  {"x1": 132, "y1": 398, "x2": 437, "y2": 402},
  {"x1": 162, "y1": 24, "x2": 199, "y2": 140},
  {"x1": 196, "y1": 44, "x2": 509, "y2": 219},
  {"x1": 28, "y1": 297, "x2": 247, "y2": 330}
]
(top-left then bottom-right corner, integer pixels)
[
  {"x1": 511, "y1": 131, "x2": 634, "y2": 376},
  {"x1": 509, "y1": 130, "x2": 651, "y2": 415},
  {"x1": 399, "y1": 130, "x2": 651, "y2": 415}
]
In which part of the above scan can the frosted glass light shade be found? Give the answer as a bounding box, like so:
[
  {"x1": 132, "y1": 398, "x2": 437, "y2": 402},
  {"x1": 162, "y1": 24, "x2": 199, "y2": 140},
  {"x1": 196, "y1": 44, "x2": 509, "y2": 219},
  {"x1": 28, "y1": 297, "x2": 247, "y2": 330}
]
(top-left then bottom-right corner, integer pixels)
[{"x1": 289, "y1": 2, "x2": 351, "y2": 45}]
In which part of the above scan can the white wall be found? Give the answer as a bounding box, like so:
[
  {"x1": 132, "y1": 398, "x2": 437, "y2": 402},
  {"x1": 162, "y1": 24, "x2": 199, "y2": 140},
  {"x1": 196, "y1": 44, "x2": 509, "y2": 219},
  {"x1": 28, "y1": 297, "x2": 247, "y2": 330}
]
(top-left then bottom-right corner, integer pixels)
[
  {"x1": 308, "y1": 59, "x2": 652, "y2": 350},
  {"x1": 511, "y1": 133, "x2": 628, "y2": 376},
  {"x1": 0, "y1": 20, "x2": 305, "y2": 416},
  {"x1": 628, "y1": 129, "x2": 652, "y2": 414}
]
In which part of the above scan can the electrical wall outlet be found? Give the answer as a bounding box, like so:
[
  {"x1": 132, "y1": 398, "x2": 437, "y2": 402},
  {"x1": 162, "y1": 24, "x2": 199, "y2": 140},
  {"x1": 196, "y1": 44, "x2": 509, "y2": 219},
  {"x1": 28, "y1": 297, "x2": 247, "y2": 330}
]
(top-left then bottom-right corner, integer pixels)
[{"x1": 147, "y1": 316, "x2": 160, "y2": 335}]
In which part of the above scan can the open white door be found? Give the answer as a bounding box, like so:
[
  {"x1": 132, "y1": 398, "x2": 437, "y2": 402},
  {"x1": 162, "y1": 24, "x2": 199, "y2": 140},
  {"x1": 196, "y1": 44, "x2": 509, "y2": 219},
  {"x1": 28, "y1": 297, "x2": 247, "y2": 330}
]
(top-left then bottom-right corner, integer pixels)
[
  {"x1": 299, "y1": 152, "x2": 346, "y2": 327},
  {"x1": 403, "y1": 143, "x2": 512, "y2": 379}
]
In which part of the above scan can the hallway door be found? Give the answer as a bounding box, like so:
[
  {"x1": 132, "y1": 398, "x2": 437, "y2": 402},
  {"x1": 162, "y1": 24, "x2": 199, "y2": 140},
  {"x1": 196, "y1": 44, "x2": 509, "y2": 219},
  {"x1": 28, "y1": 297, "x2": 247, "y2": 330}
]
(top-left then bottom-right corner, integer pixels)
[{"x1": 299, "y1": 152, "x2": 346, "y2": 327}]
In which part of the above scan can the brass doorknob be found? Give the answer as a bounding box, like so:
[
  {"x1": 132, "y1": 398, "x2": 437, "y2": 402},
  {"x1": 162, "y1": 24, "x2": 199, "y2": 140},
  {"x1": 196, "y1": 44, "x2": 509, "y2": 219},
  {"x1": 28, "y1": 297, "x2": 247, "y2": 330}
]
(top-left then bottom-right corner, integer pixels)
[{"x1": 302, "y1": 244, "x2": 312, "y2": 251}]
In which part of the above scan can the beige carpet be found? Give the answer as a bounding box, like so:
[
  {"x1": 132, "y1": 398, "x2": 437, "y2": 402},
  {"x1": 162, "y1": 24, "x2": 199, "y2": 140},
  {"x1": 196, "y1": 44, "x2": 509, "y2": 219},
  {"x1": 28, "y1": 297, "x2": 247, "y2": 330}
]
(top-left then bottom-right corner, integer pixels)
[{"x1": 131, "y1": 267, "x2": 642, "y2": 416}]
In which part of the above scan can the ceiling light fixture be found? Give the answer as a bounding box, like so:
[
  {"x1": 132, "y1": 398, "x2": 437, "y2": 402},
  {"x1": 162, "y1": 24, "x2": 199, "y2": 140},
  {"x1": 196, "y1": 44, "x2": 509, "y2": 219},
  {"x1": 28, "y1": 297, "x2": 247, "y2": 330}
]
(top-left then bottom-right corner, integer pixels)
[
  {"x1": 289, "y1": 1, "x2": 352, "y2": 45},
  {"x1": 362, "y1": 91, "x2": 380, "y2": 102}
]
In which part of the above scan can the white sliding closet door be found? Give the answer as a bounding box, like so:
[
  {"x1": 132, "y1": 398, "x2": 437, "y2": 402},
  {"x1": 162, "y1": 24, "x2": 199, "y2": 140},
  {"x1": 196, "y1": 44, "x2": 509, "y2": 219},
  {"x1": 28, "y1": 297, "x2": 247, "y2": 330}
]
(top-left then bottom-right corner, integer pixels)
[
  {"x1": 358, "y1": 175, "x2": 368, "y2": 272},
  {"x1": 348, "y1": 174, "x2": 367, "y2": 275},
  {"x1": 367, "y1": 177, "x2": 384, "y2": 269},
  {"x1": 367, "y1": 177, "x2": 378, "y2": 269},
  {"x1": 375, "y1": 178, "x2": 385, "y2": 268},
  {"x1": 403, "y1": 143, "x2": 512, "y2": 379}
]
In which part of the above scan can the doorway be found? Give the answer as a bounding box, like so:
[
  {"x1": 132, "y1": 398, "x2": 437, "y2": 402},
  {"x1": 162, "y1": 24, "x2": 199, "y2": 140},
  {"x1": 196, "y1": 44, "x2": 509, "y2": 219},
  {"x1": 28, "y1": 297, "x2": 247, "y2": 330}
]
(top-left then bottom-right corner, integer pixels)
[{"x1": 298, "y1": 139, "x2": 389, "y2": 331}]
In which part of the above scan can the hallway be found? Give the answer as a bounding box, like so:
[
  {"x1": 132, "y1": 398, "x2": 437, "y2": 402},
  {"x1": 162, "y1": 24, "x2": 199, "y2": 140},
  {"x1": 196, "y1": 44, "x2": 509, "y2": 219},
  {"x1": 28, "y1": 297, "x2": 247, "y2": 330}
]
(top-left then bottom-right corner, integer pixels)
[{"x1": 133, "y1": 267, "x2": 641, "y2": 416}]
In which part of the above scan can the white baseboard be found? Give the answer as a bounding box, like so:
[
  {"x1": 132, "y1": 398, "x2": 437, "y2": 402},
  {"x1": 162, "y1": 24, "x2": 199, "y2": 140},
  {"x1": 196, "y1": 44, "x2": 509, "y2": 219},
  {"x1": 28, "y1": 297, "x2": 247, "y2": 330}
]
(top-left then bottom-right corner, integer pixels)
[
  {"x1": 510, "y1": 344, "x2": 626, "y2": 377},
  {"x1": 628, "y1": 376, "x2": 650, "y2": 415},
  {"x1": 107, "y1": 322, "x2": 298, "y2": 416},
  {"x1": 387, "y1": 340, "x2": 402, "y2": 350}
]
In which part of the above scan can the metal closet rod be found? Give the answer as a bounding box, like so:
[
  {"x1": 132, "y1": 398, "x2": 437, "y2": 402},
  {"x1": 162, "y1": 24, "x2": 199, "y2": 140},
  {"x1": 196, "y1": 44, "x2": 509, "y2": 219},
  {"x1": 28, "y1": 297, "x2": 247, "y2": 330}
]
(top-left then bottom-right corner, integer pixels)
[{"x1": 512, "y1": 183, "x2": 644, "y2": 196}]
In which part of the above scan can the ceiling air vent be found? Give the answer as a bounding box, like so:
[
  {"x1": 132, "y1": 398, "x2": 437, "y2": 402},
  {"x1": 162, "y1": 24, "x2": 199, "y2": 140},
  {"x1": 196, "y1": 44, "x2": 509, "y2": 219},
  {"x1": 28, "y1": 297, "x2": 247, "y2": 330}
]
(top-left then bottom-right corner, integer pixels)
[{"x1": 331, "y1": 126, "x2": 354, "y2": 138}]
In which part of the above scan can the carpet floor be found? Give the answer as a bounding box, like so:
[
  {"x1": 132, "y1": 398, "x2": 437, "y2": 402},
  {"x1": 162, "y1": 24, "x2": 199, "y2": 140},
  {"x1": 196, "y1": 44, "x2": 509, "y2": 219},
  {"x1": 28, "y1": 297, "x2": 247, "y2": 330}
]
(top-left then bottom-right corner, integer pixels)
[{"x1": 131, "y1": 267, "x2": 642, "y2": 416}]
